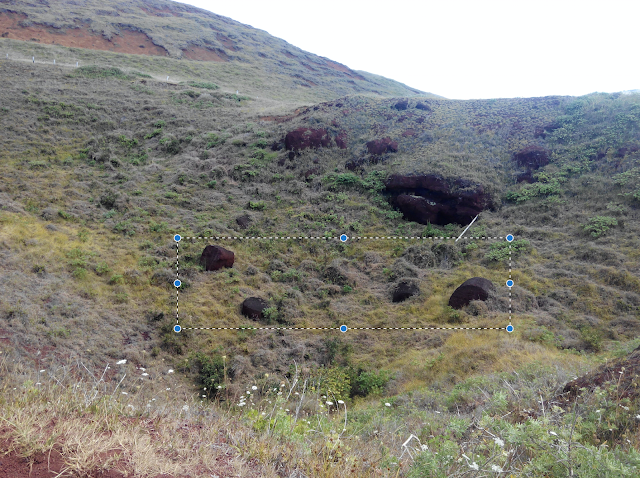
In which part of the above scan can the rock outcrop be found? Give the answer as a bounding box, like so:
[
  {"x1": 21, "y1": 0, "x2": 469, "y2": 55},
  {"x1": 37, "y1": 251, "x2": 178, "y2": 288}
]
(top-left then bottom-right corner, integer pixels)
[
  {"x1": 284, "y1": 128, "x2": 331, "y2": 151},
  {"x1": 241, "y1": 297, "x2": 268, "y2": 319},
  {"x1": 200, "y1": 245, "x2": 235, "y2": 271},
  {"x1": 366, "y1": 137, "x2": 398, "y2": 156},
  {"x1": 513, "y1": 145, "x2": 550, "y2": 170},
  {"x1": 392, "y1": 280, "x2": 420, "y2": 302},
  {"x1": 448, "y1": 277, "x2": 495, "y2": 309},
  {"x1": 385, "y1": 174, "x2": 491, "y2": 226}
]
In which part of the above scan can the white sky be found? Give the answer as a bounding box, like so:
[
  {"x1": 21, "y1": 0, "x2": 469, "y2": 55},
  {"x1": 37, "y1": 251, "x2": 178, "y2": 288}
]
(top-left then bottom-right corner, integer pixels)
[{"x1": 176, "y1": 0, "x2": 639, "y2": 99}]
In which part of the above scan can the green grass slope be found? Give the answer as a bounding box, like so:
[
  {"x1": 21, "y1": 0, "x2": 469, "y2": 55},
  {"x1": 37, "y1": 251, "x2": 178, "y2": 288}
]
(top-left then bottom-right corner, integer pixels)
[{"x1": 0, "y1": 33, "x2": 639, "y2": 477}]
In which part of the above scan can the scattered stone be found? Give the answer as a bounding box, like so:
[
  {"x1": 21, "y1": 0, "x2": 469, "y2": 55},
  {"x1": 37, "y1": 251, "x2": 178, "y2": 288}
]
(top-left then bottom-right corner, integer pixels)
[
  {"x1": 392, "y1": 279, "x2": 420, "y2": 302},
  {"x1": 448, "y1": 277, "x2": 495, "y2": 309},
  {"x1": 241, "y1": 297, "x2": 268, "y2": 319},
  {"x1": 236, "y1": 215, "x2": 251, "y2": 229},
  {"x1": 199, "y1": 245, "x2": 234, "y2": 271}
]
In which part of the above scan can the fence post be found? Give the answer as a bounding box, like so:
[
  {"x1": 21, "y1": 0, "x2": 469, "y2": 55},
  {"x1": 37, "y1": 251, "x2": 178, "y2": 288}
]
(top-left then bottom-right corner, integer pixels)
[
  {"x1": 32, "y1": 56, "x2": 35, "y2": 63},
  {"x1": 76, "y1": 61, "x2": 79, "y2": 67},
  {"x1": 53, "y1": 59, "x2": 55, "y2": 65},
  {"x1": 166, "y1": 76, "x2": 169, "y2": 82}
]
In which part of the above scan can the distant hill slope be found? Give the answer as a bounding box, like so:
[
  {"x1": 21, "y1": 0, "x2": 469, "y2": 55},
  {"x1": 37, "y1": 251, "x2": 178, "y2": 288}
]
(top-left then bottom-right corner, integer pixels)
[{"x1": 0, "y1": 0, "x2": 439, "y2": 100}]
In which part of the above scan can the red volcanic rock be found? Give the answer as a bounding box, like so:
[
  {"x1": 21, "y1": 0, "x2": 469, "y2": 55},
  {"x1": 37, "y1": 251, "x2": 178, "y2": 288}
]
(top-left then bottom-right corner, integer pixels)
[
  {"x1": 448, "y1": 277, "x2": 495, "y2": 309},
  {"x1": 513, "y1": 145, "x2": 551, "y2": 170},
  {"x1": 385, "y1": 174, "x2": 491, "y2": 225},
  {"x1": 241, "y1": 297, "x2": 268, "y2": 319},
  {"x1": 200, "y1": 245, "x2": 234, "y2": 271},
  {"x1": 284, "y1": 128, "x2": 331, "y2": 151},
  {"x1": 393, "y1": 100, "x2": 409, "y2": 110},
  {"x1": 335, "y1": 132, "x2": 348, "y2": 149},
  {"x1": 366, "y1": 137, "x2": 398, "y2": 156}
]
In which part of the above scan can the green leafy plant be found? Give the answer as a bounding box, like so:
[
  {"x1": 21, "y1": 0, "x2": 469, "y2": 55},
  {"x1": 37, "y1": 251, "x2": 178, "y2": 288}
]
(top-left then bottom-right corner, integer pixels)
[{"x1": 583, "y1": 216, "x2": 618, "y2": 238}]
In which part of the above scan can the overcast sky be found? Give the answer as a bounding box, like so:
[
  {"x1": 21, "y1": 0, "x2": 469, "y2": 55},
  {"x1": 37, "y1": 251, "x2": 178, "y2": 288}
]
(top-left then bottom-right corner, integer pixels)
[{"x1": 176, "y1": 0, "x2": 639, "y2": 100}]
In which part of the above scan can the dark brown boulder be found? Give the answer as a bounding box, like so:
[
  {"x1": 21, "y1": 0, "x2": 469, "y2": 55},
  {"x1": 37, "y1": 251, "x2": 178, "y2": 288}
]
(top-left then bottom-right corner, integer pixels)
[
  {"x1": 335, "y1": 131, "x2": 348, "y2": 149},
  {"x1": 415, "y1": 102, "x2": 432, "y2": 111},
  {"x1": 200, "y1": 245, "x2": 234, "y2": 271},
  {"x1": 366, "y1": 137, "x2": 398, "y2": 156},
  {"x1": 241, "y1": 297, "x2": 268, "y2": 319},
  {"x1": 513, "y1": 145, "x2": 550, "y2": 170},
  {"x1": 385, "y1": 174, "x2": 491, "y2": 226},
  {"x1": 236, "y1": 215, "x2": 251, "y2": 229},
  {"x1": 393, "y1": 100, "x2": 408, "y2": 110},
  {"x1": 392, "y1": 280, "x2": 420, "y2": 302},
  {"x1": 284, "y1": 128, "x2": 331, "y2": 151},
  {"x1": 448, "y1": 277, "x2": 495, "y2": 309}
]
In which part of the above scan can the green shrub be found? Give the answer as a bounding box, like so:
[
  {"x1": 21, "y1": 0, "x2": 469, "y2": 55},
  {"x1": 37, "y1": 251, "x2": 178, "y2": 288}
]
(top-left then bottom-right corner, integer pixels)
[
  {"x1": 153, "y1": 120, "x2": 166, "y2": 128},
  {"x1": 144, "y1": 129, "x2": 162, "y2": 139},
  {"x1": 485, "y1": 239, "x2": 530, "y2": 261},
  {"x1": 350, "y1": 368, "x2": 393, "y2": 397},
  {"x1": 206, "y1": 180, "x2": 217, "y2": 189},
  {"x1": 109, "y1": 274, "x2": 124, "y2": 285},
  {"x1": 113, "y1": 220, "x2": 136, "y2": 236},
  {"x1": 118, "y1": 135, "x2": 138, "y2": 149},
  {"x1": 583, "y1": 216, "x2": 618, "y2": 238},
  {"x1": 205, "y1": 132, "x2": 226, "y2": 149},
  {"x1": 248, "y1": 200, "x2": 266, "y2": 210},
  {"x1": 149, "y1": 221, "x2": 168, "y2": 233},
  {"x1": 95, "y1": 262, "x2": 110, "y2": 275}
]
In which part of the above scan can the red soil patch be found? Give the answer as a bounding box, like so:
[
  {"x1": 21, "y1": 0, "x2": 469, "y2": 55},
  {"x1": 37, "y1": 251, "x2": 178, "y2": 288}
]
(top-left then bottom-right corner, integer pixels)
[
  {"x1": 324, "y1": 60, "x2": 365, "y2": 79},
  {"x1": 0, "y1": 12, "x2": 167, "y2": 56},
  {"x1": 182, "y1": 45, "x2": 228, "y2": 62},
  {"x1": 216, "y1": 33, "x2": 238, "y2": 51},
  {"x1": 402, "y1": 129, "x2": 416, "y2": 137},
  {"x1": 283, "y1": 51, "x2": 296, "y2": 59}
]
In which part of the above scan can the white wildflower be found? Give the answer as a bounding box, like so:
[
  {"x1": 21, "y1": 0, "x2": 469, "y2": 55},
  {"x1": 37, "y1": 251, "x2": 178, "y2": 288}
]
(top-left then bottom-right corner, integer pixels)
[
  {"x1": 217, "y1": 385, "x2": 222, "y2": 389},
  {"x1": 116, "y1": 359, "x2": 127, "y2": 365},
  {"x1": 338, "y1": 400, "x2": 344, "y2": 404},
  {"x1": 549, "y1": 431, "x2": 558, "y2": 436},
  {"x1": 39, "y1": 369, "x2": 45, "y2": 373},
  {"x1": 494, "y1": 437, "x2": 504, "y2": 447},
  {"x1": 636, "y1": 415, "x2": 640, "y2": 419},
  {"x1": 261, "y1": 412, "x2": 266, "y2": 416},
  {"x1": 167, "y1": 369, "x2": 174, "y2": 374},
  {"x1": 141, "y1": 373, "x2": 149, "y2": 376},
  {"x1": 246, "y1": 391, "x2": 251, "y2": 395},
  {"x1": 166, "y1": 388, "x2": 170, "y2": 391},
  {"x1": 385, "y1": 402, "x2": 391, "y2": 407},
  {"x1": 420, "y1": 444, "x2": 428, "y2": 451},
  {"x1": 491, "y1": 464, "x2": 502, "y2": 472},
  {"x1": 182, "y1": 405, "x2": 189, "y2": 412},
  {"x1": 121, "y1": 392, "x2": 128, "y2": 395},
  {"x1": 252, "y1": 385, "x2": 258, "y2": 390},
  {"x1": 469, "y1": 462, "x2": 479, "y2": 470},
  {"x1": 326, "y1": 401, "x2": 333, "y2": 406},
  {"x1": 238, "y1": 402, "x2": 245, "y2": 407}
]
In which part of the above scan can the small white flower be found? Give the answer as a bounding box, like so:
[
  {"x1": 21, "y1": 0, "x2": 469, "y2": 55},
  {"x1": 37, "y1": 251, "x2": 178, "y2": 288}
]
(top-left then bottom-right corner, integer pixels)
[
  {"x1": 494, "y1": 437, "x2": 504, "y2": 447},
  {"x1": 261, "y1": 412, "x2": 266, "y2": 416},
  {"x1": 285, "y1": 409, "x2": 290, "y2": 412},
  {"x1": 338, "y1": 400, "x2": 344, "y2": 404},
  {"x1": 167, "y1": 369, "x2": 174, "y2": 374},
  {"x1": 35, "y1": 382, "x2": 41, "y2": 386},
  {"x1": 549, "y1": 431, "x2": 558, "y2": 436},
  {"x1": 182, "y1": 405, "x2": 189, "y2": 412},
  {"x1": 39, "y1": 369, "x2": 45, "y2": 373},
  {"x1": 326, "y1": 401, "x2": 333, "y2": 405},
  {"x1": 121, "y1": 392, "x2": 128, "y2": 395},
  {"x1": 202, "y1": 395, "x2": 206, "y2": 397},
  {"x1": 636, "y1": 415, "x2": 640, "y2": 420},
  {"x1": 139, "y1": 367, "x2": 146, "y2": 371},
  {"x1": 246, "y1": 391, "x2": 251, "y2": 395},
  {"x1": 435, "y1": 411, "x2": 441, "y2": 414},
  {"x1": 294, "y1": 392, "x2": 299, "y2": 395},
  {"x1": 238, "y1": 402, "x2": 245, "y2": 407},
  {"x1": 252, "y1": 385, "x2": 258, "y2": 390},
  {"x1": 166, "y1": 388, "x2": 170, "y2": 391},
  {"x1": 217, "y1": 385, "x2": 222, "y2": 389},
  {"x1": 385, "y1": 402, "x2": 391, "y2": 407},
  {"x1": 420, "y1": 444, "x2": 428, "y2": 451},
  {"x1": 141, "y1": 373, "x2": 149, "y2": 376},
  {"x1": 596, "y1": 410, "x2": 601, "y2": 413},
  {"x1": 491, "y1": 464, "x2": 502, "y2": 472},
  {"x1": 277, "y1": 391, "x2": 282, "y2": 395},
  {"x1": 469, "y1": 462, "x2": 479, "y2": 470},
  {"x1": 116, "y1": 359, "x2": 127, "y2": 365}
]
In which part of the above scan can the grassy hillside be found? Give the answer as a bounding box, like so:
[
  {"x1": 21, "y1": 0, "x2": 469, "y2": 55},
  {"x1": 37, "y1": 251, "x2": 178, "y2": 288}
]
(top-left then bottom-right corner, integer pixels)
[
  {"x1": 0, "y1": 13, "x2": 640, "y2": 478},
  {"x1": 0, "y1": 0, "x2": 440, "y2": 103}
]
